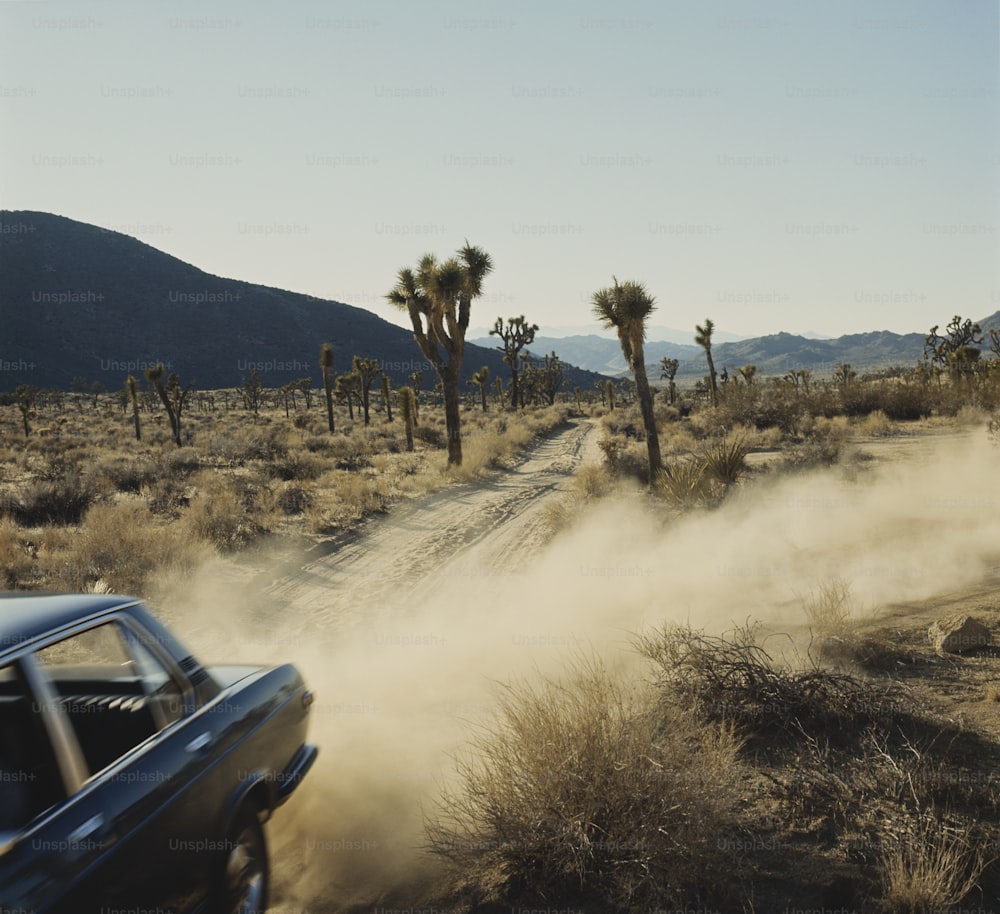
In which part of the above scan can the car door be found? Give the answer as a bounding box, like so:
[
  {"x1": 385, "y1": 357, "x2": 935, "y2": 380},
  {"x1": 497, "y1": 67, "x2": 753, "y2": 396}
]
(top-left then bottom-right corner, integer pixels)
[
  {"x1": 0, "y1": 657, "x2": 95, "y2": 912},
  {"x1": 1, "y1": 618, "x2": 226, "y2": 913}
]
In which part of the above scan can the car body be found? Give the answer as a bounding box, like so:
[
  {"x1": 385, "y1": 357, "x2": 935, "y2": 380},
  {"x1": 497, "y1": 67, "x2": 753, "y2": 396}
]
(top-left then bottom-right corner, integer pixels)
[{"x1": 0, "y1": 592, "x2": 317, "y2": 913}]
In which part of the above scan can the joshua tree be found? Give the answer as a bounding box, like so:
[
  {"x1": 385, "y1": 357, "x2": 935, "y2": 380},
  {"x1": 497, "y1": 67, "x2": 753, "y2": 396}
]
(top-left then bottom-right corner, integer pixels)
[
  {"x1": 399, "y1": 386, "x2": 416, "y2": 452},
  {"x1": 593, "y1": 278, "x2": 662, "y2": 478},
  {"x1": 495, "y1": 376, "x2": 505, "y2": 409},
  {"x1": 605, "y1": 378, "x2": 615, "y2": 410},
  {"x1": 126, "y1": 375, "x2": 142, "y2": 441},
  {"x1": 145, "y1": 364, "x2": 182, "y2": 445},
  {"x1": 295, "y1": 378, "x2": 314, "y2": 410},
  {"x1": 320, "y1": 343, "x2": 335, "y2": 433},
  {"x1": 386, "y1": 242, "x2": 494, "y2": 466},
  {"x1": 537, "y1": 351, "x2": 563, "y2": 406},
  {"x1": 240, "y1": 368, "x2": 264, "y2": 419},
  {"x1": 352, "y1": 356, "x2": 381, "y2": 426},
  {"x1": 381, "y1": 374, "x2": 393, "y2": 421},
  {"x1": 15, "y1": 385, "x2": 35, "y2": 437},
  {"x1": 165, "y1": 372, "x2": 194, "y2": 446},
  {"x1": 659, "y1": 357, "x2": 679, "y2": 404},
  {"x1": 335, "y1": 371, "x2": 359, "y2": 421},
  {"x1": 738, "y1": 364, "x2": 757, "y2": 387},
  {"x1": 924, "y1": 315, "x2": 983, "y2": 369},
  {"x1": 694, "y1": 319, "x2": 718, "y2": 407},
  {"x1": 490, "y1": 315, "x2": 538, "y2": 410},
  {"x1": 470, "y1": 366, "x2": 490, "y2": 412}
]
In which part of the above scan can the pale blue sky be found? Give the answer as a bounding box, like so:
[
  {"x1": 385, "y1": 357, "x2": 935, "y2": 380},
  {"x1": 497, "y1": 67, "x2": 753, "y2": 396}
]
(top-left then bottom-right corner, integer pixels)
[{"x1": 1, "y1": 0, "x2": 997, "y2": 339}]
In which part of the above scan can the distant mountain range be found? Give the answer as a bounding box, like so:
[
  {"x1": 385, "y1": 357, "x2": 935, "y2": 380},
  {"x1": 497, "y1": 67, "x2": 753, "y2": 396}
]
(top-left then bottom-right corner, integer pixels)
[
  {"x1": 0, "y1": 211, "x2": 604, "y2": 393},
  {"x1": 472, "y1": 320, "x2": 1000, "y2": 379},
  {"x1": 4, "y1": 211, "x2": 996, "y2": 394}
]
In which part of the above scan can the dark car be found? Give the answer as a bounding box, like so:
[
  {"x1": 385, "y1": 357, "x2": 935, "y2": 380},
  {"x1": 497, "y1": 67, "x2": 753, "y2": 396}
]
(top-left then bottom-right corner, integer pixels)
[{"x1": 0, "y1": 592, "x2": 318, "y2": 914}]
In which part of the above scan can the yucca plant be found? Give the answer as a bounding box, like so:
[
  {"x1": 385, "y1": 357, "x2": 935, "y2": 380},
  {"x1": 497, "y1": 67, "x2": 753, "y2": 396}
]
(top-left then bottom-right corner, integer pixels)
[
  {"x1": 655, "y1": 458, "x2": 719, "y2": 510},
  {"x1": 699, "y1": 434, "x2": 751, "y2": 486}
]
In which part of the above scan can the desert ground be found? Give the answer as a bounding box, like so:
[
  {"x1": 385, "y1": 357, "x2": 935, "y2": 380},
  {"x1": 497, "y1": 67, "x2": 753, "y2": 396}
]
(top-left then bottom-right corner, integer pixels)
[
  {"x1": 156, "y1": 417, "x2": 1000, "y2": 913},
  {"x1": 4, "y1": 399, "x2": 1000, "y2": 912}
]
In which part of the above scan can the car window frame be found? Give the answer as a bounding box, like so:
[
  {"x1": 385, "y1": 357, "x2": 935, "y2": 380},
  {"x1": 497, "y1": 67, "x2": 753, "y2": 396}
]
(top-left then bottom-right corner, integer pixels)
[
  {"x1": 0, "y1": 607, "x2": 199, "y2": 858},
  {"x1": 17, "y1": 610, "x2": 195, "y2": 793}
]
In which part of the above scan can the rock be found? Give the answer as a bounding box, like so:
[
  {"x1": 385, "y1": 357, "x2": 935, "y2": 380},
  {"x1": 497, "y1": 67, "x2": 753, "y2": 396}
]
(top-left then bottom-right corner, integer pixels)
[{"x1": 928, "y1": 615, "x2": 991, "y2": 653}]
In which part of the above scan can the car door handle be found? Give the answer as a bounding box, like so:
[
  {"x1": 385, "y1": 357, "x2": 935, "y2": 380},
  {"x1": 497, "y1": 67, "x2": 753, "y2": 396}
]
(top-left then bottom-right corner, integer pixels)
[
  {"x1": 186, "y1": 732, "x2": 211, "y2": 753},
  {"x1": 68, "y1": 814, "x2": 103, "y2": 844}
]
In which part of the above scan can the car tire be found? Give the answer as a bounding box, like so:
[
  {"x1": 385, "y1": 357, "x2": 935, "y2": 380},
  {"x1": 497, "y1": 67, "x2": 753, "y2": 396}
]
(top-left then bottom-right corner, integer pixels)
[{"x1": 219, "y1": 803, "x2": 269, "y2": 914}]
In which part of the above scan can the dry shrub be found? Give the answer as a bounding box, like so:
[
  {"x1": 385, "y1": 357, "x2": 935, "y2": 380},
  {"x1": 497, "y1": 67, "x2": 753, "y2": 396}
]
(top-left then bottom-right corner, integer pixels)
[
  {"x1": 307, "y1": 471, "x2": 387, "y2": 533},
  {"x1": 635, "y1": 622, "x2": 902, "y2": 753},
  {"x1": 266, "y1": 447, "x2": 325, "y2": 482},
  {"x1": 180, "y1": 473, "x2": 270, "y2": 551},
  {"x1": 802, "y1": 576, "x2": 856, "y2": 638},
  {"x1": 658, "y1": 422, "x2": 699, "y2": 456},
  {"x1": 86, "y1": 455, "x2": 158, "y2": 494},
  {"x1": 203, "y1": 424, "x2": 288, "y2": 464},
  {"x1": 859, "y1": 409, "x2": 894, "y2": 437},
  {"x1": 2, "y1": 475, "x2": 96, "y2": 526},
  {"x1": 39, "y1": 501, "x2": 197, "y2": 597},
  {"x1": 757, "y1": 425, "x2": 784, "y2": 449},
  {"x1": 426, "y1": 657, "x2": 745, "y2": 911},
  {"x1": 878, "y1": 814, "x2": 988, "y2": 914},
  {"x1": 274, "y1": 481, "x2": 311, "y2": 515},
  {"x1": 955, "y1": 404, "x2": 990, "y2": 427},
  {"x1": 573, "y1": 464, "x2": 613, "y2": 499},
  {"x1": 0, "y1": 519, "x2": 34, "y2": 587}
]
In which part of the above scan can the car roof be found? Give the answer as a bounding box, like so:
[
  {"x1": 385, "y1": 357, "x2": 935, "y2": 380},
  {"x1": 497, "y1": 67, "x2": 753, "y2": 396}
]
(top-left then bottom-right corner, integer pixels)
[{"x1": 0, "y1": 592, "x2": 141, "y2": 654}]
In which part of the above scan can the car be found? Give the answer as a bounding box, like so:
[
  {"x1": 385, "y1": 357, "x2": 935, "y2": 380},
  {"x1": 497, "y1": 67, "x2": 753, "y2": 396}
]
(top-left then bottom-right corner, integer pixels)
[{"x1": 0, "y1": 592, "x2": 318, "y2": 914}]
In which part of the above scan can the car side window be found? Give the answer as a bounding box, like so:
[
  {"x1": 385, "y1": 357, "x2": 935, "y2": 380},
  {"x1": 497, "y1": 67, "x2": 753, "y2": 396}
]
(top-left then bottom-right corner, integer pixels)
[
  {"x1": 122, "y1": 632, "x2": 186, "y2": 729},
  {"x1": 34, "y1": 621, "x2": 187, "y2": 778},
  {"x1": 0, "y1": 663, "x2": 65, "y2": 831}
]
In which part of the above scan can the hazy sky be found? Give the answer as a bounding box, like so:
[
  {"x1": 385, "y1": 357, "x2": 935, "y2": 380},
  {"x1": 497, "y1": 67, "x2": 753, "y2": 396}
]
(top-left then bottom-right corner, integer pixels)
[{"x1": 2, "y1": 0, "x2": 997, "y2": 339}]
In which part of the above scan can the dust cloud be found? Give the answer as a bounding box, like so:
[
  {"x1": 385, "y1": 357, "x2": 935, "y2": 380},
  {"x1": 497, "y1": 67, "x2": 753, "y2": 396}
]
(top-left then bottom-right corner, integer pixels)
[{"x1": 159, "y1": 428, "x2": 1000, "y2": 911}]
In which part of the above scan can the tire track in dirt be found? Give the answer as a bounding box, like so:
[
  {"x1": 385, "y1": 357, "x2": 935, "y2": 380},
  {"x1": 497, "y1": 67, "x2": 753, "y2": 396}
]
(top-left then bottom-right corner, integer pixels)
[{"x1": 264, "y1": 419, "x2": 600, "y2": 642}]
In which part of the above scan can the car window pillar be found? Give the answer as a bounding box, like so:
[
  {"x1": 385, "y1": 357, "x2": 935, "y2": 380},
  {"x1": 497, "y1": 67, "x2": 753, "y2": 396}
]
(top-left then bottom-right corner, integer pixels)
[{"x1": 20, "y1": 653, "x2": 88, "y2": 794}]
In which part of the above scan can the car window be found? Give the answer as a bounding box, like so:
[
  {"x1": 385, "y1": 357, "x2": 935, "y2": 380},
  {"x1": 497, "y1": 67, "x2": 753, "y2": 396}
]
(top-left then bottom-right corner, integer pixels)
[
  {"x1": 0, "y1": 663, "x2": 65, "y2": 830},
  {"x1": 121, "y1": 631, "x2": 186, "y2": 729},
  {"x1": 34, "y1": 621, "x2": 187, "y2": 778}
]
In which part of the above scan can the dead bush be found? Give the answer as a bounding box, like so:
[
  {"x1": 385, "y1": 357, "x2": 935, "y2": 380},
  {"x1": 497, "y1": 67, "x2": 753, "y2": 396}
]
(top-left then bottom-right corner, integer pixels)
[
  {"x1": 2, "y1": 475, "x2": 96, "y2": 526},
  {"x1": 0, "y1": 519, "x2": 34, "y2": 587},
  {"x1": 180, "y1": 473, "x2": 270, "y2": 551},
  {"x1": 39, "y1": 501, "x2": 197, "y2": 597},
  {"x1": 426, "y1": 657, "x2": 745, "y2": 911}
]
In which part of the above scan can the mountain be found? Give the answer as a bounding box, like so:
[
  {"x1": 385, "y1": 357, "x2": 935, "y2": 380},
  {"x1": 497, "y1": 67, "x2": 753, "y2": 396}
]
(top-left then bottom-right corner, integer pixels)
[
  {"x1": 0, "y1": 212, "x2": 604, "y2": 393},
  {"x1": 470, "y1": 323, "x2": 752, "y2": 345},
  {"x1": 470, "y1": 334, "x2": 702, "y2": 377},
  {"x1": 477, "y1": 316, "x2": 1000, "y2": 379}
]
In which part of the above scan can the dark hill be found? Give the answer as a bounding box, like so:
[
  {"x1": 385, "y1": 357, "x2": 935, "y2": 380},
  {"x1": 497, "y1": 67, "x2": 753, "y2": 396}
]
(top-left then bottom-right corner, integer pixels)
[{"x1": 0, "y1": 211, "x2": 603, "y2": 393}]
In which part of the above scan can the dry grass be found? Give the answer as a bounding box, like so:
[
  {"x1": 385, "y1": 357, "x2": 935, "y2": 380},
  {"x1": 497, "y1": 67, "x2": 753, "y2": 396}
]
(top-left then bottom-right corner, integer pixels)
[
  {"x1": 426, "y1": 655, "x2": 746, "y2": 911},
  {"x1": 878, "y1": 814, "x2": 989, "y2": 914},
  {"x1": 37, "y1": 500, "x2": 201, "y2": 595},
  {"x1": 802, "y1": 576, "x2": 857, "y2": 638},
  {"x1": 0, "y1": 518, "x2": 33, "y2": 587},
  {"x1": 859, "y1": 409, "x2": 895, "y2": 437},
  {"x1": 0, "y1": 395, "x2": 571, "y2": 597}
]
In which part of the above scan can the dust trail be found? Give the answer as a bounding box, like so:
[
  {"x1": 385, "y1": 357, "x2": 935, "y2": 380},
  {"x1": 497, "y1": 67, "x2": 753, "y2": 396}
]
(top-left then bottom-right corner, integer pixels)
[{"x1": 158, "y1": 428, "x2": 1000, "y2": 911}]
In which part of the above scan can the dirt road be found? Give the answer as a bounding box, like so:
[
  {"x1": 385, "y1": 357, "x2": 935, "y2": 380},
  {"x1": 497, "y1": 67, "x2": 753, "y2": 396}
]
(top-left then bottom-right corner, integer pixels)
[
  {"x1": 264, "y1": 417, "x2": 602, "y2": 643},
  {"x1": 258, "y1": 418, "x2": 603, "y2": 912}
]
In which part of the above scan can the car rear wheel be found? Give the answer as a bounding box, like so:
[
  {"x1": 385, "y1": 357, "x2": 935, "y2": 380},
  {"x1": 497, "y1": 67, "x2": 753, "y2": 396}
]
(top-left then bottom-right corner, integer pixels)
[{"x1": 221, "y1": 804, "x2": 269, "y2": 914}]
